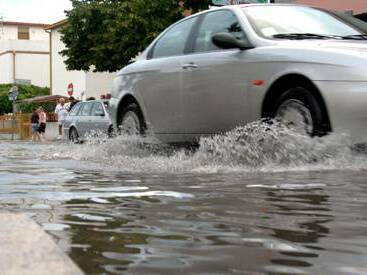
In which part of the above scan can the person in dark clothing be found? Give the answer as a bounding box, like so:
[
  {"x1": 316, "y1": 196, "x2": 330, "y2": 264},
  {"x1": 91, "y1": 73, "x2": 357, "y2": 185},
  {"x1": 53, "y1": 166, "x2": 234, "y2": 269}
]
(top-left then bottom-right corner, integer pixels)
[
  {"x1": 31, "y1": 108, "x2": 40, "y2": 142},
  {"x1": 67, "y1": 96, "x2": 79, "y2": 111}
]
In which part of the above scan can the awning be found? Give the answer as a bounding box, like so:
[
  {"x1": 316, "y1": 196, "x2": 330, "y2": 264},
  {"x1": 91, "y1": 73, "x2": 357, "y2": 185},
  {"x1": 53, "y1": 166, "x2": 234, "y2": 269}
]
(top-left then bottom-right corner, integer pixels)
[{"x1": 19, "y1": 95, "x2": 70, "y2": 103}]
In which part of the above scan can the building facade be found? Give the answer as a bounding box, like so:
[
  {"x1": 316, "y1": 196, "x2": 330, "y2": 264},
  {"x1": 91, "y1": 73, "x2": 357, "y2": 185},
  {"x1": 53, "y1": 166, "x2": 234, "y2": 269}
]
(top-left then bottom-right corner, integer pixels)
[
  {"x1": 0, "y1": 21, "x2": 50, "y2": 87},
  {"x1": 274, "y1": 0, "x2": 367, "y2": 14},
  {"x1": 46, "y1": 20, "x2": 116, "y2": 100}
]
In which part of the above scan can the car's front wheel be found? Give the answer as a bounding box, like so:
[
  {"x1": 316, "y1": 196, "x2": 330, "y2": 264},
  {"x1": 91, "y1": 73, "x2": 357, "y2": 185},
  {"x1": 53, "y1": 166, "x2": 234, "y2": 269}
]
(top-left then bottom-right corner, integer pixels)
[
  {"x1": 69, "y1": 127, "x2": 80, "y2": 143},
  {"x1": 272, "y1": 87, "x2": 328, "y2": 137},
  {"x1": 118, "y1": 103, "x2": 145, "y2": 136}
]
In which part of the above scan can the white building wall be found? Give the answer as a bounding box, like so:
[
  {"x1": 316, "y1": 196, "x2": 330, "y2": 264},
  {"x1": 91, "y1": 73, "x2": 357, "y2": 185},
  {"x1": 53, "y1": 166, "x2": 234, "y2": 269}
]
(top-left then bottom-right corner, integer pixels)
[
  {"x1": 1, "y1": 26, "x2": 17, "y2": 40},
  {"x1": 0, "y1": 40, "x2": 48, "y2": 52},
  {"x1": 86, "y1": 71, "x2": 116, "y2": 99},
  {"x1": 0, "y1": 54, "x2": 13, "y2": 83},
  {"x1": 51, "y1": 24, "x2": 115, "y2": 100},
  {"x1": 29, "y1": 27, "x2": 49, "y2": 40},
  {"x1": 51, "y1": 28, "x2": 86, "y2": 98},
  {"x1": 1, "y1": 25, "x2": 48, "y2": 41},
  {"x1": 15, "y1": 53, "x2": 49, "y2": 87},
  {"x1": 0, "y1": 40, "x2": 49, "y2": 86}
]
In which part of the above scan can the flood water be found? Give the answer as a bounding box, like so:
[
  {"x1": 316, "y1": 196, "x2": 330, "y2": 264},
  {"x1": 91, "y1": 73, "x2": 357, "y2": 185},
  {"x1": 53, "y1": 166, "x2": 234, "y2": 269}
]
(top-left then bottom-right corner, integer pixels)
[{"x1": 1, "y1": 122, "x2": 367, "y2": 274}]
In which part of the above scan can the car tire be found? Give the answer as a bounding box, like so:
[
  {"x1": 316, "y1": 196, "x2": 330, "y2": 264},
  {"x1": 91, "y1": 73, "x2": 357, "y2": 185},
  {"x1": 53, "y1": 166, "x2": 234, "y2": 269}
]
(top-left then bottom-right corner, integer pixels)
[
  {"x1": 272, "y1": 87, "x2": 328, "y2": 137},
  {"x1": 107, "y1": 125, "x2": 114, "y2": 138},
  {"x1": 69, "y1": 127, "x2": 80, "y2": 143},
  {"x1": 118, "y1": 103, "x2": 146, "y2": 136}
]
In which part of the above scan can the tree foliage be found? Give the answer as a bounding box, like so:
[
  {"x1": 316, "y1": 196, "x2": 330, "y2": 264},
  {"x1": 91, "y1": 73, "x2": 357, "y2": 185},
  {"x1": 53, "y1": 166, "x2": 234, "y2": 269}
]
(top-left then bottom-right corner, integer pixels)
[
  {"x1": 0, "y1": 84, "x2": 50, "y2": 115},
  {"x1": 183, "y1": 0, "x2": 211, "y2": 13},
  {"x1": 61, "y1": 0, "x2": 184, "y2": 72}
]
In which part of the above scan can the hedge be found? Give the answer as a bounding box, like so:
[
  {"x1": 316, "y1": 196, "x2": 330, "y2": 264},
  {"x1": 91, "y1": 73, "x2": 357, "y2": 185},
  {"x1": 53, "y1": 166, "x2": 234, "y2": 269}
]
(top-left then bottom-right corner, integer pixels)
[{"x1": 0, "y1": 84, "x2": 51, "y2": 115}]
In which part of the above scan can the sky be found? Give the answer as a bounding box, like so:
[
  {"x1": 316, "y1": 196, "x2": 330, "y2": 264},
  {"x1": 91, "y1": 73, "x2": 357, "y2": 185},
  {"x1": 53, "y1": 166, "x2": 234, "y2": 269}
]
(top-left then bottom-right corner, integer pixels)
[{"x1": 0, "y1": 0, "x2": 72, "y2": 24}]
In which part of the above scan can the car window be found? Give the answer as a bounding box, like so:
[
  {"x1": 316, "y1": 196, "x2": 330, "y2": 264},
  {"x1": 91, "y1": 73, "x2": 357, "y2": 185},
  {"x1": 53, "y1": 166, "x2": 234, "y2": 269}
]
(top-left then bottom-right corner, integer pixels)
[
  {"x1": 243, "y1": 6, "x2": 362, "y2": 38},
  {"x1": 194, "y1": 10, "x2": 247, "y2": 53},
  {"x1": 152, "y1": 17, "x2": 197, "y2": 58},
  {"x1": 79, "y1": 102, "x2": 93, "y2": 116},
  {"x1": 69, "y1": 102, "x2": 82, "y2": 116},
  {"x1": 91, "y1": 102, "x2": 105, "y2": 116}
]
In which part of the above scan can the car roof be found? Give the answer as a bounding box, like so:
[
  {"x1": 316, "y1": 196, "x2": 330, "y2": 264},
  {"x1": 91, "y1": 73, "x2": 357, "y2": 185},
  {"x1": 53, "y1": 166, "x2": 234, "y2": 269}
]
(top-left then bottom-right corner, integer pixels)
[
  {"x1": 183, "y1": 3, "x2": 313, "y2": 21},
  {"x1": 79, "y1": 100, "x2": 106, "y2": 104}
]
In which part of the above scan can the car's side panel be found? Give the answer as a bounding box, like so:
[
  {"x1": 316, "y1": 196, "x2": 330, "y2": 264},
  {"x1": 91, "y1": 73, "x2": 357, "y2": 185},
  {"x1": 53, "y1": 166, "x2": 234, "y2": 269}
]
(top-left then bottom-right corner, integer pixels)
[
  {"x1": 180, "y1": 49, "x2": 251, "y2": 135},
  {"x1": 132, "y1": 58, "x2": 185, "y2": 134},
  {"x1": 89, "y1": 102, "x2": 109, "y2": 133},
  {"x1": 313, "y1": 80, "x2": 367, "y2": 144}
]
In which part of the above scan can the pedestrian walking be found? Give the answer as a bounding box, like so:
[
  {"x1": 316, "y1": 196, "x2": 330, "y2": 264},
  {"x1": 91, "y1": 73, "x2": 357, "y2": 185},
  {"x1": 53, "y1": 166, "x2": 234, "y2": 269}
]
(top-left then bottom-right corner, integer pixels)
[
  {"x1": 31, "y1": 108, "x2": 40, "y2": 142},
  {"x1": 54, "y1": 98, "x2": 68, "y2": 139},
  {"x1": 37, "y1": 107, "x2": 47, "y2": 142}
]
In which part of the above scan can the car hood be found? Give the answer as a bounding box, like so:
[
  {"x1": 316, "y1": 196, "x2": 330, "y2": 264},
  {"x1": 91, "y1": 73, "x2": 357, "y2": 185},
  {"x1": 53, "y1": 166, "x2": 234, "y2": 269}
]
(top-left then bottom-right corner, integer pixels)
[
  {"x1": 317, "y1": 40, "x2": 367, "y2": 52},
  {"x1": 281, "y1": 39, "x2": 367, "y2": 53}
]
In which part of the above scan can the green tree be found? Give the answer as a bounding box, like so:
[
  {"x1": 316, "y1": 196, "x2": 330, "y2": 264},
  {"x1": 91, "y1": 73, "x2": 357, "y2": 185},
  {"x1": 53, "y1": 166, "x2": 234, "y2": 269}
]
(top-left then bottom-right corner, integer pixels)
[
  {"x1": 0, "y1": 84, "x2": 50, "y2": 115},
  {"x1": 61, "y1": 0, "x2": 183, "y2": 72},
  {"x1": 183, "y1": 0, "x2": 211, "y2": 13}
]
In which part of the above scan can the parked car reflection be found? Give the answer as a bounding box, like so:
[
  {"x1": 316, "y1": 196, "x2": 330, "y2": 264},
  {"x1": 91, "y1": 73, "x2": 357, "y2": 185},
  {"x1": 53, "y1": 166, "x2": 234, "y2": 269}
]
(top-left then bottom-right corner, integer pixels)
[{"x1": 64, "y1": 100, "x2": 113, "y2": 143}]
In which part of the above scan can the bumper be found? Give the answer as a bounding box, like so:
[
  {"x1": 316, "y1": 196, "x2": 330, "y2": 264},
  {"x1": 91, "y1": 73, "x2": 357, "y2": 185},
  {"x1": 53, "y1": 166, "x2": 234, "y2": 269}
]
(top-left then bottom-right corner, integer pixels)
[{"x1": 315, "y1": 80, "x2": 367, "y2": 144}]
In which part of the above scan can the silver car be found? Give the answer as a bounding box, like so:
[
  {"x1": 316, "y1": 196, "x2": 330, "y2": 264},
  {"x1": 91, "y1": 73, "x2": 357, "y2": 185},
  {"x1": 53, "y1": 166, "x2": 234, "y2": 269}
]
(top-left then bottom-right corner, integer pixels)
[
  {"x1": 110, "y1": 4, "x2": 367, "y2": 144},
  {"x1": 64, "y1": 100, "x2": 113, "y2": 142}
]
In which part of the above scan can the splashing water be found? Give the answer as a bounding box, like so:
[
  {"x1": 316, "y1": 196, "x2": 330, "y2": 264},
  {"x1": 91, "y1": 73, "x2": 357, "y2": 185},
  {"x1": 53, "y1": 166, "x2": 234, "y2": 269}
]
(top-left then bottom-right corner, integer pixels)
[
  {"x1": 45, "y1": 120, "x2": 367, "y2": 174},
  {"x1": 195, "y1": 120, "x2": 355, "y2": 170}
]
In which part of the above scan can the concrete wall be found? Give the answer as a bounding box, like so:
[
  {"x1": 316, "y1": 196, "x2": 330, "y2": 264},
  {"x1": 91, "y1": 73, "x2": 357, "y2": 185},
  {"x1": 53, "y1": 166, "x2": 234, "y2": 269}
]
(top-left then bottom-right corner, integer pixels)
[
  {"x1": 51, "y1": 28, "x2": 86, "y2": 98},
  {"x1": 85, "y1": 71, "x2": 116, "y2": 99}
]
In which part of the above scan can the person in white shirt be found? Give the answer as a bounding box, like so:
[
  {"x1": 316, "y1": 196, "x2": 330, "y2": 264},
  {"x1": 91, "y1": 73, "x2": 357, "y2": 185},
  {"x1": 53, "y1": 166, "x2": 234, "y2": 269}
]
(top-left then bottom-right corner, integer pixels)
[{"x1": 54, "y1": 98, "x2": 68, "y2": 139}]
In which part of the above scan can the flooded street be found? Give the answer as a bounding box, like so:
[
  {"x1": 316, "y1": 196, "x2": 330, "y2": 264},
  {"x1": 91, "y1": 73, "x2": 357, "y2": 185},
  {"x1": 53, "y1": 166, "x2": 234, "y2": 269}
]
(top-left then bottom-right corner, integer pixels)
[{"x1": 1, "y1": 124, "x2": 367, "y2": 275}]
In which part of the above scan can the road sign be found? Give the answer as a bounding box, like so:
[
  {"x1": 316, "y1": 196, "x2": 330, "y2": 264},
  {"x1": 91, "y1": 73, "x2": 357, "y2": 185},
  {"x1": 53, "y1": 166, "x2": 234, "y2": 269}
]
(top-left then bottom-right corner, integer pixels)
[
  {"x1": 8, "y1": 86, "x2": 18, "y2": 101},
  {"x1": 67, "y1": 83, "x2": 73, "y2": 96},
  {"x1": 14, "y1": 79, "x2": 31, "y2": 85}
]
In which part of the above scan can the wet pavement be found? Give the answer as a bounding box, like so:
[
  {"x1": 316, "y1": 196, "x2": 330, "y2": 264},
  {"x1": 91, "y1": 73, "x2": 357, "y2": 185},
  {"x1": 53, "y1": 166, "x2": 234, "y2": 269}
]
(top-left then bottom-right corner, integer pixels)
[{"x1": 1, "y1": 123, "x2": 367, "y2": 274}]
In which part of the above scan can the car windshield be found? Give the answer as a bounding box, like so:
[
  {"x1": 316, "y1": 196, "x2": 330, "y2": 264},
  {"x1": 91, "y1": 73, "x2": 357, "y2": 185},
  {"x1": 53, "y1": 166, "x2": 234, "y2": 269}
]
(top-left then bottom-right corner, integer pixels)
[{"x1": 243, "y1": 5, "x2": 363, "y2": 39}]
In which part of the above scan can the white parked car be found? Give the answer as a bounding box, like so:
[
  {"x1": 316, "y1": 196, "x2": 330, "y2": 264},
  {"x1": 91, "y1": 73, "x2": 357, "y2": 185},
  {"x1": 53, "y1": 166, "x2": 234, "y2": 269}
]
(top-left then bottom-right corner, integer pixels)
[{"x1": 64, "y1": 100, "x2": 113, "y2": 142}]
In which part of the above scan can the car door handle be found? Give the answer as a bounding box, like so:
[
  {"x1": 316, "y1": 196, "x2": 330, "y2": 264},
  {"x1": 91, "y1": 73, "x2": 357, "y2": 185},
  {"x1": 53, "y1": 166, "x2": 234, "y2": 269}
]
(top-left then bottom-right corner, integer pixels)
[{"x1": 182, "y1": 63, "x2": 198, "y2": 69}]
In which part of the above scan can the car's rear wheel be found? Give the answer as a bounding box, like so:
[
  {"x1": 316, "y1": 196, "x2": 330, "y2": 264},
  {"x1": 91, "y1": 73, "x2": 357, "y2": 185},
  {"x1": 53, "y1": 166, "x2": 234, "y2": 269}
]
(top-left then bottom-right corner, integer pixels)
[
  {"x1": 69, "y1": 127, "x2": 80, "y2": 143},
  {"x1": 272, "y1": 87, "x2": 327, "y2": 136},
  {"x1": 118, "y1": 103, "x2": 145, "y2": 136}
]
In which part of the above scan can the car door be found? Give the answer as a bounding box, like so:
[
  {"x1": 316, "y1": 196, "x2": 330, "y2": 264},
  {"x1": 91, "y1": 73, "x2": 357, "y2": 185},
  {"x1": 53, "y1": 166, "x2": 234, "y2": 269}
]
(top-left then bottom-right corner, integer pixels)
[
  {"x1": 90, "y1": 102, "x2": 109, "y2": 133},
  {"x1": 180, "y1": 10, "x2": 252, "y2": 135},
  {"x1": 136, "y1": 16, "x2": 198, "y2": 134},
  {"x1": 65, "y1": 102, "x2": 82, "y2": 132},
  {"x1": 77, "y1": 102, "x2": 94, "y2": 137}
]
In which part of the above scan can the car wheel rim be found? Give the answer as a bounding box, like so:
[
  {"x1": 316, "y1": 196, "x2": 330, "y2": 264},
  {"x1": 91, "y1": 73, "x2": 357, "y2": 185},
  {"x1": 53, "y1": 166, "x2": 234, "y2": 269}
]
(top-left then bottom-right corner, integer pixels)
[
  {"x1": 120, "y1": 111, "x2": 141, "y2": 135},
  {"x1": 275, "y1": 99, "x2": 313, "y2": 135}
]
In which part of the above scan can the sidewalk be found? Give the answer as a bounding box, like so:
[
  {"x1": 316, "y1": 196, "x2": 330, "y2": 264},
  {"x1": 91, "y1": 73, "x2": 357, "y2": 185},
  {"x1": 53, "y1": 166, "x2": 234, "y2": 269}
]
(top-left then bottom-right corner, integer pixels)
[
  {"x1": 0, "y1": 213, "x2": 84, "y2": 275},
  {"x1": 0, "y1": 122, "x2": 60, "y2": 141}
]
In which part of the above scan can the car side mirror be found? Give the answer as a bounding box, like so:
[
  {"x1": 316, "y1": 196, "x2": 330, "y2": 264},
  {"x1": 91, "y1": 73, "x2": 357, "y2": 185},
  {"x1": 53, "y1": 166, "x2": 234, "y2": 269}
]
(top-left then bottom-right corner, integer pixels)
[{"x1": 212, "y1": 32, "x2": 253, "y2": 50}]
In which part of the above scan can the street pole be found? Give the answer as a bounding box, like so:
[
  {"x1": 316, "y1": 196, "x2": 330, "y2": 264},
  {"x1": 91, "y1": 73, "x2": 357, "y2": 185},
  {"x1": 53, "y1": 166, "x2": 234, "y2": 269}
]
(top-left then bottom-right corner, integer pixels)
[
  {"x1": 11, "y1": 96, "x2": 15, "y2": 141},
  {"x1": 8, "y1": 85, "x2": 18, "y2": 141}
]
